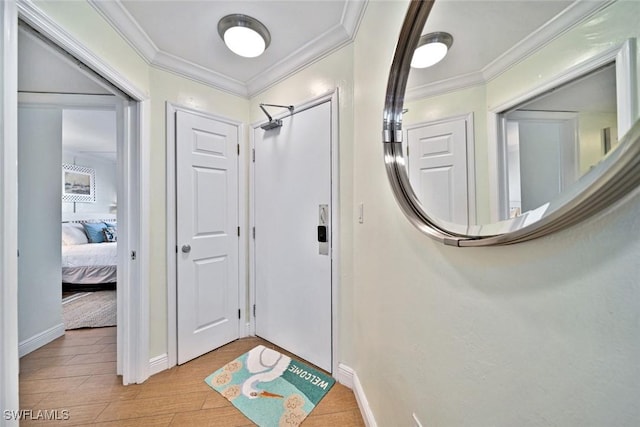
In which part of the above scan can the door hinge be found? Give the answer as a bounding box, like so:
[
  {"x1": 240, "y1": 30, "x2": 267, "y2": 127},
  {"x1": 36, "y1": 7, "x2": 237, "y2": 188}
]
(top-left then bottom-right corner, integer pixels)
[
  {"x1": 130, "y1": 250, "x2": 137, "y2": 260},
  {"x1": 237, "y1": 226, "x2": 240, "y2": 237},
  {"x1": 176, "y1": 245, "x2": 178, "y2": 253},
  {"x1": 238, "y1": 309, "x2": 241, "y2": 319},
  {"x1": 252, "y1": 227, "x2": 255, "y2": 239},
  {"x1": 237, "y1": 143, "x2": 240, "y2": 155},
  {"x1": 252, "y1": 148, "x2": 255, "y2": 162},
  {"x1": 253, "y1": 304, "x2": 256, "y2": 318}
]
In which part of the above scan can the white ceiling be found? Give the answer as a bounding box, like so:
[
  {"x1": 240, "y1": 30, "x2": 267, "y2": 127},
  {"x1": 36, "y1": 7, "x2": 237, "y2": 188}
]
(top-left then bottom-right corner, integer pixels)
[
  {"x1": 88, "y1": 0, "x2": 612, "y2": 100},
  {"x1": 62, "y1": 110, "x2": 117, "y2": 163},
  {"x1": 90, "y1": 0, "x2": 367, "y2": 98}
]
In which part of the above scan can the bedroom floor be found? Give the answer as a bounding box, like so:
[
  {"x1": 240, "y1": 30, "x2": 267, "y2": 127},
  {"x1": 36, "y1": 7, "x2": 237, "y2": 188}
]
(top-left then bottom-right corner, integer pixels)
[{"x1": 19, "y1": 327, "x2": 364, "y2": 426}]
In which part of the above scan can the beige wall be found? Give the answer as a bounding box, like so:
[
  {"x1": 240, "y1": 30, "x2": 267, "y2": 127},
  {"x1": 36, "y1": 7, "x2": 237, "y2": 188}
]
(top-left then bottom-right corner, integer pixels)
[{"x1": 353, "y1": 1, "x2": 640, "y2": 425}]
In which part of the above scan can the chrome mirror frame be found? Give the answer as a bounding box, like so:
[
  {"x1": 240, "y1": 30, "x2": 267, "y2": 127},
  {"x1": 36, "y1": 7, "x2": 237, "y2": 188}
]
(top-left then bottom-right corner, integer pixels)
[{"x1": 383, "y1": 0, "x2": 640, "y2": 247}]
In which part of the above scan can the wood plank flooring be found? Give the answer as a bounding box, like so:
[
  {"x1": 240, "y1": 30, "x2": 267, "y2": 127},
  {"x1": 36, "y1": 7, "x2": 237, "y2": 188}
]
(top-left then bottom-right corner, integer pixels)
[{"x1": 19, "y1": 327, "x2": 364, "y2": 426}]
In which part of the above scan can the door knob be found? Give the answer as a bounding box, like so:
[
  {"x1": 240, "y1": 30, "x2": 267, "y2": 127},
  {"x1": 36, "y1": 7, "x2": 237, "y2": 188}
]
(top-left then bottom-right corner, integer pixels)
[{"x1": 181, "y1": 244, "x2": 191, "y2": 253}]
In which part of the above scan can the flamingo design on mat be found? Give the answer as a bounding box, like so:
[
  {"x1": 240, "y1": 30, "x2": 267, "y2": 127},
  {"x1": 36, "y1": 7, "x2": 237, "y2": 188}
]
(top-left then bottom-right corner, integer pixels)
[{"x1": 242, "y1": 345, "x2": 291, "y2": 399}]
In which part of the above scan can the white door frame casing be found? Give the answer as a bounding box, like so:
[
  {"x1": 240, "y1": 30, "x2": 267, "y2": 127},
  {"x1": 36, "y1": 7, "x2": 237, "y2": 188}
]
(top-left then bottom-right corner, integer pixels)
[
  {"x1": 1, "y1": 3, "x2": 150, "y2": 413},
  {"x1": 165, "y1": 102, "x2": 248, "y2": 369},
  {"x1": 249, "y1": 90, "x2": 341, "y2": 375},
  {"x1": 1, "y1": 1, "x2": 20, "y2": 420}
]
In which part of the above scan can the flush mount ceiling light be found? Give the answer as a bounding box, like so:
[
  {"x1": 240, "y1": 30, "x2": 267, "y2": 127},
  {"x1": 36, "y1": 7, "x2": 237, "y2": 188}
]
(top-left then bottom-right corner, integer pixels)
[
  {"x1": 411, "y1": 31, "x2": 453, "y2": 68},
  {"x1": 218, "y1": 14, "x2": 271, "y2": 58}
]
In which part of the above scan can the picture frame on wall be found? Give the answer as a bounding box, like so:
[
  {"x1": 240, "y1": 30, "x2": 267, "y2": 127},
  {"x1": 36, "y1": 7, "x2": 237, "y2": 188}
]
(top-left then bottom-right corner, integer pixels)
[{"x1": 62, "y1": 163, "x2": 96, "y2": 203}]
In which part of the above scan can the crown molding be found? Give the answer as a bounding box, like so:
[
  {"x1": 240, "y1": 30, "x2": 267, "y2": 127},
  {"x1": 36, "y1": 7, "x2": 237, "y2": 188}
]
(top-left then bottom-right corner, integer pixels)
[
  {"x1": 88, "y1": 0, "x2": 367, "y2": 99},
  {"x1": 246, "y1": 0, "x2": 367, "y2": 97},
  {"x1": 405, "y1": 0, "x2": 615, "y2": 100},
  {"x1": 482, "y1": 0, "x2": 613, "y2": 82},
  {"x1": 88, "y1": 0, "x2": 157, "y2": 64},
  {"x1": 405, "y1": 71, "x2": 485, "y2": 101},
  {"x1": 153, "y1": 50, "x2": 249, "y2": 97},
  {"x1": 342, "y1": 0, "x2": 367, "y2": 40},
  {"x1": 246, "y1": 24, "x2": 351, "y2": 97}
]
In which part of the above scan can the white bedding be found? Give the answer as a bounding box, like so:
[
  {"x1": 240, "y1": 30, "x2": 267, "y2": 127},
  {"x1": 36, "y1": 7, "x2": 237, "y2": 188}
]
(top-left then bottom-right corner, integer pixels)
[
  {"x1": 62, "y1": 242, "x2": 117, "y2": 267},
  {"x1": 62, "y1": 242, "x2": 117, "y2": 284}
]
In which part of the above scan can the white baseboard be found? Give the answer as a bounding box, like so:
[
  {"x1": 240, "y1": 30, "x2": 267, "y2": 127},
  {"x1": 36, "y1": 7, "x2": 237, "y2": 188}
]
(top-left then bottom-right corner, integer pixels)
[
  {"x1": 19, "y1": 323, "x2": 65, "y2": 358},
  {"x1": 148, "y1": 353, "x2": 169, "y2": 377},
  {"x1": 242, "y1": 322, "x2": 252, "y2": 338},
  {"x1": 337, "y1": 363, "x2": 377, "y2": 427},
  {"x1": 337, "y1": 363, "x2": 355, "y2": 389}
]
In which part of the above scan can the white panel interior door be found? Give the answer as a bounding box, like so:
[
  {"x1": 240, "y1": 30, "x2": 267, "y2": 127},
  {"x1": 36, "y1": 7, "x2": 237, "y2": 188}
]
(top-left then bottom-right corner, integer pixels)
[
  {"x1": 506, "y1": 111, "x2": 578, "y2": 212},
  {"x1": 176, "y1": 110, "x2": 239, "y2": 364},
  {"x1": 407, "y1": 118, "x2": 469, "y2": 225},
  {"x1": 254, "y1": 101, "x2": 332, "y2": 372}
]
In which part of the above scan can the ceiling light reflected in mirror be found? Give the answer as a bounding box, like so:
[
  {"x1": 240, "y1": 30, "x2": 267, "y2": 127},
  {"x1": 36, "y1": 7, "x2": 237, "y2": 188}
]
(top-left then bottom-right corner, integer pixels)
[{"x1": 411, "y1": 32, "x2": 453, "y2": 68}]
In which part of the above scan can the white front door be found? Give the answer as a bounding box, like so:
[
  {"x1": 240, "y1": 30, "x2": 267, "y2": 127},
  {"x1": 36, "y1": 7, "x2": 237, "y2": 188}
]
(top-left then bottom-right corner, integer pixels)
[
  {"x1": 176, "y1": 110, "x2": 240, "y2": 364},
  {"x1": 407, "y1": 117, "x2": 470, "y2": 225},
  {"x1": 253, "y1": 101, "x2": 332, "y2": 372}
]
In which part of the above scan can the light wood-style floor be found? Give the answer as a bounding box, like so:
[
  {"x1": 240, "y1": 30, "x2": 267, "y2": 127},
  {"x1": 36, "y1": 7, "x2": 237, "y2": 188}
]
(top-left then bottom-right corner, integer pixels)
[{"x1": 19, "y1": 327, "x2": 364, "y2": 426}]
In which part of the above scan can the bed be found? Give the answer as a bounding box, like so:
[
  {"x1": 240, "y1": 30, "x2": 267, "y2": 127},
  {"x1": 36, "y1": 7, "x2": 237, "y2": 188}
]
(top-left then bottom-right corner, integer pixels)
[{"x1": 61, "y1": 220, "x2": 117, "y2": 289}]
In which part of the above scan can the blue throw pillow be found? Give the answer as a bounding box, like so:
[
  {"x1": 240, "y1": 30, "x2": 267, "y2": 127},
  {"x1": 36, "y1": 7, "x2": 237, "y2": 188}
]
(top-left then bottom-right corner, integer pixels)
[
  {"x1": 83, "y1": 222, "x2": 106, "y2": 243},
  {"x1": 104, "y1": 222, "x2": 116, "y2": 229}
]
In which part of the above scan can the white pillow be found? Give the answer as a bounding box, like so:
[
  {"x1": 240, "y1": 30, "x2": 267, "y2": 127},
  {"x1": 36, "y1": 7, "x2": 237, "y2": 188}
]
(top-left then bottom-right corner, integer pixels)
[{"x1": 61, "y1": 223, "x2": 89, "y2": 245}]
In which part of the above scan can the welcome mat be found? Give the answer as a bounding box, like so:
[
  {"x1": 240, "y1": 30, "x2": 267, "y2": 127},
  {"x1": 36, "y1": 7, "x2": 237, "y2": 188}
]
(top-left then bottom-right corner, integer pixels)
[
  {"x1": 205, "y1": 345, "x2": 335, "y2": 427},
  {"x1": 62, "y1": 291, "x2": 116, "y2": 330}
]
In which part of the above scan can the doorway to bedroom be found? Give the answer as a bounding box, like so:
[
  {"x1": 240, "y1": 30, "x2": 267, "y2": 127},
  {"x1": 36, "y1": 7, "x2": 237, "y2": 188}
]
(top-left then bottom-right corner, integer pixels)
[
  {"x1": 60, "y1": 107, "x2": 118, "y2": 331},
  {"x1": 16, "y1": 22, "x2": 125, "y2": 369}
]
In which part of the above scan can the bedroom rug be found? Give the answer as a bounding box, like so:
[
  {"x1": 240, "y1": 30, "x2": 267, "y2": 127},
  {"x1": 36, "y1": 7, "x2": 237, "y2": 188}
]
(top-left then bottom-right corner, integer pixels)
[
  {"x1": 205, "y1": 345, "x2": 335, "y2": 427},
  {"x1": 62, "y1": 290, "x2": 116, "y2": 330}
]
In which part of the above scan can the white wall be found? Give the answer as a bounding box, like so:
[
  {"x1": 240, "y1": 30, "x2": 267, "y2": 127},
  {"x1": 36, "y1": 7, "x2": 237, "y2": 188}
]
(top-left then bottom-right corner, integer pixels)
[
  {"x1": 352, "y1": 1, "x2": 640, "y2": 426},
  {"x1": 17, "y1": 106, "x2": 63, "y2": 348}
]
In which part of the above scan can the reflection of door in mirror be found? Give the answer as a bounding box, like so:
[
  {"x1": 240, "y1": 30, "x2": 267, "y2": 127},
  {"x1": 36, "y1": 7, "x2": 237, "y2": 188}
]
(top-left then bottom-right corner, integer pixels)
[
  {"x1": 406, "y1": 114, "x2": 474, "y2": 225},
  {"x1": 503, "y1": 111, "x2": 578, "y2": 215},
  {"x1": 498, "y1": 63, "x2": 616, "y2": 219}
]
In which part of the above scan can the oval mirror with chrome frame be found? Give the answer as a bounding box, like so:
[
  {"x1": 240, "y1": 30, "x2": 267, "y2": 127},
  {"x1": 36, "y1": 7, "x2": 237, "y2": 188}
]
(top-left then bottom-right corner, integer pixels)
[{"x1": 384, "y1": 0, "x2": 640, "y2": 246}]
